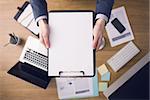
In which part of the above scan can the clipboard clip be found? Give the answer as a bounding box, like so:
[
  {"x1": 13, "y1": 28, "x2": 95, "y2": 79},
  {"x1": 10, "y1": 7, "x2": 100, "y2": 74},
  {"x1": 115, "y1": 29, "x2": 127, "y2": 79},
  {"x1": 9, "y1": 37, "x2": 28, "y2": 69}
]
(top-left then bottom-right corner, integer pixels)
[
  {"x1": 17, "y1": 1, "x2": 29, "y2": 12},
  {"x1": 17, "y1": 7, "x2": 23, "y2": 11},
  {"x1": 59, "y1": 71, "x2": 84, "y2": 77}
]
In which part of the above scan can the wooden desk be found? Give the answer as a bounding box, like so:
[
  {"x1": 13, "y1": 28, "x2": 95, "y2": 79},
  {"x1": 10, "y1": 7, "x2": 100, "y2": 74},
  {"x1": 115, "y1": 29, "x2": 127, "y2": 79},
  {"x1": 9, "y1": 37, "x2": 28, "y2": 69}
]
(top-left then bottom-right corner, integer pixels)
[{"x1": 0, "y1": 0, "x2": 149, "y2": 100}]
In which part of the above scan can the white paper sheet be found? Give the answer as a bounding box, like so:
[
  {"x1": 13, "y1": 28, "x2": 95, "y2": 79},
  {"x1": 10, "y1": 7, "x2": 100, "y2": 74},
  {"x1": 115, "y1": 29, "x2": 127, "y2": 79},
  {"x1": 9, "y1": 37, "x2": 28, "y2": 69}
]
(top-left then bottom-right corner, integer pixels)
[
  {"x1": 48, "y1": 12, "x2": 94, "y2": 76},
  {"x1": 106, "y1": 6, "x2": 134, "y2": 47},
  {"x1": 56, "y1": 77, "x2": 93, "y2": 99}
]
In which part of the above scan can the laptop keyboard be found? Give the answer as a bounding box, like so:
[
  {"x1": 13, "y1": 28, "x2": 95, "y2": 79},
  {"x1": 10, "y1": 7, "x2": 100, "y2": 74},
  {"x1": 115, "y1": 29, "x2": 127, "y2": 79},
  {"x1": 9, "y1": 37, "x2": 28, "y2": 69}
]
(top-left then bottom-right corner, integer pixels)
[{"x1": 23, "y1": 48, "x2": 48, "y2": 70}]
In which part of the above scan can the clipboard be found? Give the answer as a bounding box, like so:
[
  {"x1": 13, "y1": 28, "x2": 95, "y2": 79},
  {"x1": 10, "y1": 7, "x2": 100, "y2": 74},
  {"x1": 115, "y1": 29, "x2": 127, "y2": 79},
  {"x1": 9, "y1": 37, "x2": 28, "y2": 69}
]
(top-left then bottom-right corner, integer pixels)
[
  {"x1": 14, "y1": 1, "x2": 39, "y2": 36},
  {"x1": 48, "y1": 11, "x2": 95, "y2": 77}
]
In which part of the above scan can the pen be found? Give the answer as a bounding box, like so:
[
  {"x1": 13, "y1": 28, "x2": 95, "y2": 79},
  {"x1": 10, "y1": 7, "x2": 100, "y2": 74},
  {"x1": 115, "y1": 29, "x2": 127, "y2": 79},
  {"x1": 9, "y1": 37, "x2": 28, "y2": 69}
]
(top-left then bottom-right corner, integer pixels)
[
  {"x1": 9, "y1": 33, "x2": 15, "y2": 40},
  {"x1": 12, "y1": 32, "x2": 18, "y2": 42}
]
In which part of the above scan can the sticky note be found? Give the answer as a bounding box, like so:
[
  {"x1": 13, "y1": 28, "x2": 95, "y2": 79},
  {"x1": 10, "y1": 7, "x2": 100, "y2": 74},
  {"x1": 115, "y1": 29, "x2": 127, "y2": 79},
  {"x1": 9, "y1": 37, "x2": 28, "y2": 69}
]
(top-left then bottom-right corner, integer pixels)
[
  {"x1": 101, "y1": 72, "x2": 111, "y2": 81},
  {"x1": 99, "y1": 82, "x2": 108, "y2": 92},
  {"x1": 98, "y1": 64, "x2": 108, "y2": 76}
]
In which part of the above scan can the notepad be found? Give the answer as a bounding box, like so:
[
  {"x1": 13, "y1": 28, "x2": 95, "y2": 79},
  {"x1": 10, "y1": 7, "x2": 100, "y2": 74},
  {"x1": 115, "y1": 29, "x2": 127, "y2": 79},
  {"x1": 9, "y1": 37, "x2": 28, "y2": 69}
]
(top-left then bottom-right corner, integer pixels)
[
  {"x1": 99, "y1": 82, "x2": 108, "y2": 92},
  {"x1": 101, "y1": 72, "x2": 111, "y2": 81},
  {"x1": 48, "y1": 11, "x2": 95, "y2": 77},
  {"x1": 98, "y1": 64, "x2": 108, "y2": 76}
]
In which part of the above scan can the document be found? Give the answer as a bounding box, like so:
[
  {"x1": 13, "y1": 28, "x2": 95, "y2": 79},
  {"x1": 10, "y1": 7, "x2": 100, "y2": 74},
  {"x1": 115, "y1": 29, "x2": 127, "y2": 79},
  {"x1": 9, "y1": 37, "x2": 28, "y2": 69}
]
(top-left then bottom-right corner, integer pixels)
[
  {"x1": 56, "y1": 69, "x2": 99, "y2": 99},
  {"x1": 105, "y1": 6, "x2": 134, "y2": 47}
]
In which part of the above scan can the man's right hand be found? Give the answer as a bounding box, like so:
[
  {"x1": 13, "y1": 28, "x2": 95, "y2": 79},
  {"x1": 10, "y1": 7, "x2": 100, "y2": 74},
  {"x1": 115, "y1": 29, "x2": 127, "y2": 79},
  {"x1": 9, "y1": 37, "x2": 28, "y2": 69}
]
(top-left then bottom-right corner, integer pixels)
[{"x1": 38, "y1": 19, "x2": 50, "y2": 48}]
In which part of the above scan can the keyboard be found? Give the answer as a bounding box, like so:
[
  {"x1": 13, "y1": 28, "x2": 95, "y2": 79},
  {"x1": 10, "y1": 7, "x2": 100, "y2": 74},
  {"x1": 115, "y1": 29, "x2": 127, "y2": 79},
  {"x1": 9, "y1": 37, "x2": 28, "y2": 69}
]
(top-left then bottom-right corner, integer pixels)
[
  {"x1": 107, "y1": 41, "x2": 140, "y2": 72},
  {"x1": 23, "y1": 48, "x2": 48, "y2": 71}
]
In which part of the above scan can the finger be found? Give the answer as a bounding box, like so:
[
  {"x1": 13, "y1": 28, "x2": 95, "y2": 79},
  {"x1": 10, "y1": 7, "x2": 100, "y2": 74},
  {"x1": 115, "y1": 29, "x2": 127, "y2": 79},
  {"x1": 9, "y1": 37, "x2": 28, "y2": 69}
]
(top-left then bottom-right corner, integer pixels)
[
  {"x1": 93, "y1": 26, "x2": 100, "y2": 49},
  {"x1": 39, "y1": 32, "x2": 46, "y2": 46},
  {"x1": 96, "y1": 34, "x2": 103, "y2": 51},
  {"x1": 93, "y1": 36, "x2": 99, "y2": 49},
  {"x1": 43, "y1": 33, "x2": 50, "y2": 48},
  {"x1": 44, "y1": 36, "x2": 50, "y2": 48}
]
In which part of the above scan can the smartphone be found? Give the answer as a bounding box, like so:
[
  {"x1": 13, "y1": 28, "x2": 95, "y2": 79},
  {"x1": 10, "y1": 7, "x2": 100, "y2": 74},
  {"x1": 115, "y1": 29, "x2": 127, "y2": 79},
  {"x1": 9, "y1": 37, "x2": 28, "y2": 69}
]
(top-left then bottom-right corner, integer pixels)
[{"x1": 111, "y1": 18, "x2": 126, "y2": 33}]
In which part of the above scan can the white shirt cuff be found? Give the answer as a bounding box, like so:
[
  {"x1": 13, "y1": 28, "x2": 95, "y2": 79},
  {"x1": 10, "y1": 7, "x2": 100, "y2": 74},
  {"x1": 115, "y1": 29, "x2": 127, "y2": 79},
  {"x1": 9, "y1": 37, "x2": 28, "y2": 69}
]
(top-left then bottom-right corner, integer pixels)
[
  {"x1": 96, "y1": 14, "x2": 108, "y2": 23},
  {"x1": 35, "y1": 15, "x2": 47, "y2": 24}
]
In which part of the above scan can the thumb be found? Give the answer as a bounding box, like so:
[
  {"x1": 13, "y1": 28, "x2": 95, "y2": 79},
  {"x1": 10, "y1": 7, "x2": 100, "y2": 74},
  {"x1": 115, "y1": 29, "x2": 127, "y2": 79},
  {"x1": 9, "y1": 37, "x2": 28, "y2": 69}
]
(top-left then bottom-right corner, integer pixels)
[{"x1": 93, "y1": 26, "x2": 101, "y2": 49}]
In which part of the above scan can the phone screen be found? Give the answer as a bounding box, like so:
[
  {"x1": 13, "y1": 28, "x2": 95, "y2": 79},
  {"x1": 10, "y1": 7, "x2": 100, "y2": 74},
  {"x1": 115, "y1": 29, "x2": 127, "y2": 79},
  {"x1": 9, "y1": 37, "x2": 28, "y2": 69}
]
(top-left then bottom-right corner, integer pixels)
[{"x1": 111, "y1": 18, "x2": 126, "y2": 33}]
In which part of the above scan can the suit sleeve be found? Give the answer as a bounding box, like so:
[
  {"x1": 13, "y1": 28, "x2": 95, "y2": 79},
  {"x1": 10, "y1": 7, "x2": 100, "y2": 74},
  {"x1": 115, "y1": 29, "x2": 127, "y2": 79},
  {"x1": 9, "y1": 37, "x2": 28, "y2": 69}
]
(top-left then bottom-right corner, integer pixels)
[
  {"x1": 96, "y1": 0, "x2": 114, "y2": 21},
  {"x1": 30, "y1": 0, "x2": 48, "y2": 23}
]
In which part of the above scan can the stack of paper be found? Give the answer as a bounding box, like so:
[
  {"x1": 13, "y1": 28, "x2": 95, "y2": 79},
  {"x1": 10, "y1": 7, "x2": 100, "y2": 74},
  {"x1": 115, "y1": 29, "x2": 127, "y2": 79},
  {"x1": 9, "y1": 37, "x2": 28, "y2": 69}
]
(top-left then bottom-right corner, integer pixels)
[
  {"x1": 105, "y1": 6, "x2": 134, "y2": 47},
  {"x1": 56, "y1": 69, "x2": 99, "y2": 99}
]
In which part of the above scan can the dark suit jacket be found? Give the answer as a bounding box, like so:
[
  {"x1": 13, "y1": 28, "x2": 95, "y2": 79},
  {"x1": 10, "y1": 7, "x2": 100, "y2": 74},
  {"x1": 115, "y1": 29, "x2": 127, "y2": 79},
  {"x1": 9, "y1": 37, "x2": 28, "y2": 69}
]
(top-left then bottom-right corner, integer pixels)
[{"x1": 30, "y1": 0, "x2": 114, "y2": 22}]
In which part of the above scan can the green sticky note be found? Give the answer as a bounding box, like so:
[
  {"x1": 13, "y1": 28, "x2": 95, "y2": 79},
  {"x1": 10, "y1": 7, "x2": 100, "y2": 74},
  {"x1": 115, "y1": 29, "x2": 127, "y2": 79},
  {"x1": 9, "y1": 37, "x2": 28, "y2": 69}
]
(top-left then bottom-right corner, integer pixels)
[
  {"x1": 101, "y1": 72, "x2": 110, "y2": 81},
  {"x1": 99, "y1": 82, "x2": 108, "y2": 92}
]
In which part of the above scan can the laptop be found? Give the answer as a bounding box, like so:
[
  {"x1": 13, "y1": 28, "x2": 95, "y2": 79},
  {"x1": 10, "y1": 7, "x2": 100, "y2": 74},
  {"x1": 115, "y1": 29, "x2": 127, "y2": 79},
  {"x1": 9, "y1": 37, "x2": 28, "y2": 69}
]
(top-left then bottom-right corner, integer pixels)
[
  {"x1": 19, "y1": 36, "x2": 48, "y2": 71},
  {"x1": 8, "y1": 36, "x2": 51, "y2": 89}
]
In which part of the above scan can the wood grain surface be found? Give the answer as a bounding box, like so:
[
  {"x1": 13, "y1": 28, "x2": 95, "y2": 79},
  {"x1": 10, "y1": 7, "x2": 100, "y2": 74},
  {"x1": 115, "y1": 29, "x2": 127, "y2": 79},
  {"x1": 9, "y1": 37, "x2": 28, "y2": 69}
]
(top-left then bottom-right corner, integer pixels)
[{"x1": 0, "y1": 0, "x2": 149, "y2": 100}]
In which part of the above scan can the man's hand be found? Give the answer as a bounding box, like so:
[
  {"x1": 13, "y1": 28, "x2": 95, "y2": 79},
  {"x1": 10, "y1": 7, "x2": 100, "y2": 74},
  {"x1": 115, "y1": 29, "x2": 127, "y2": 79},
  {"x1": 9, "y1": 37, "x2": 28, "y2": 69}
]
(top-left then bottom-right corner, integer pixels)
[
  {"x1": 93, "y1": 18, "x2": 105, "y2": 50},
  {"x1": 39, "y1": 19, "x2": 50, "y2": 48}
]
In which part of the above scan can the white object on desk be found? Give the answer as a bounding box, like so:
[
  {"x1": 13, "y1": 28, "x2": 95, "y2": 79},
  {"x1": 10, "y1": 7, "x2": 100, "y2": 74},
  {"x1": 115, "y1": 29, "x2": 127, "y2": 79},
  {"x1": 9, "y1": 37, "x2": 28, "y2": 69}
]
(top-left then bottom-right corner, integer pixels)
[
  {"x1": 106, "y1": 6, "x2": 134, "y2": 47},
  {"x1": 56, "y1": 69, "x2": 99, "y2": 99},
  {"x1": 48, "y1": 11, "x2": 94, "y2": 77},
  {"x1": 107, "y1": 41, "x2": 140, "y2": 72}
]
